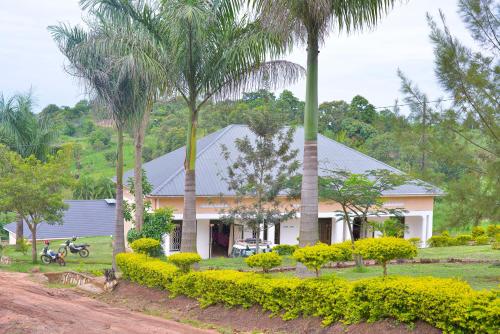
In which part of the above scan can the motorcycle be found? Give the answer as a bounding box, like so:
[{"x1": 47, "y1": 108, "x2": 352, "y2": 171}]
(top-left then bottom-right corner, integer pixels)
[
  {"x1": 40, "y1": 241, "x2": 66, "y2": 266},
  {"x1": 59, "y1": 236, "x2": 90, "y2": 258}
]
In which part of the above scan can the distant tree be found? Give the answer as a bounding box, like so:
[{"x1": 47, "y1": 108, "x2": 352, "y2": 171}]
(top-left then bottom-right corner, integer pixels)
[
  {"x1": 0, "y1": 145, "x2": 73, "y2": 263},
  {"x1": 0, "y1": 92, "x2": 56, "y2": 249},
  {"x1": 73, "y1": 175, "x2": 116, "y2": 200},
  {"x1": 219, "y1": 110, "x2": 300, "y2": 253},
  {"x1": 350, "y1": 95, "x2": 377, "y2": 124}
]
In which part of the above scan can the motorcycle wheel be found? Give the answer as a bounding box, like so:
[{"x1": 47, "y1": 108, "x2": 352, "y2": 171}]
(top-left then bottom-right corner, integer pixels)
[
  {"x1": 79, "y1": 249, "x2": 89, "y2": 258},
  {"x1": 58, "y1": 246, "x2": 67, "y2": 257},
  {"x1": 40, "y1": 255, "x2": 51, "y2": 265}
]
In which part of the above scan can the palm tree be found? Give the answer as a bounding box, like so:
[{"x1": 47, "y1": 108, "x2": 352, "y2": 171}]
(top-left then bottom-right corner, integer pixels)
[
  {"x1": 83, "y1": 0, "x2": 303, "y2": 253},
  {"x1": 50, "y1": 14, "x2": 163, "y2": 268},
  {"x1": 252, "y1": 0, "x2": 397, "y2": 250},
  {"x1": 0, "y1": 92, "x2": 56, "y2": 249}
]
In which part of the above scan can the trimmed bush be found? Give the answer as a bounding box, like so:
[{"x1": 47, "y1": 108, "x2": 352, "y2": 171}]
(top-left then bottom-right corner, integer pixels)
[
  {"x1": 130, "y1": 237, "x2": 161, "y2": 257},
  {"x1": 273, "y1": 244, "x2": 299, "y2": 256},
  {"x1": 331, "y1": 241, "x2": 354, "y2": 262},
  {"x1": 127, "y1": 228, "x2": 143, "y2": 244},
  {"x1": 116, "y1": 253, "x2": 178, "y2": 289},
  {"x1": 354, "y1": 237, "x2": 417, "y2": 276},
  {"x1": 168, "y1": 252, "x2": 202, "y2": 273},
  {"x1": 119, "y1": 254, "x2": 499, "y2": 333},
  {"x1": 428, "y1": 235, "x2": 451, "y2": 247},
  {"x1": 293, "y1": 243, "x2": 333, "y2": 277},
  {"x1": 472, "y1": 226, "x2": 486, "y2": 239},
  {"x1": 455, "y1": 234, "x2": 473, "y2": 245},
  {"x1": 408, "y1": 237, "x2": 421, "y2": 247},
  {"x1": 474, "y1": 235, "x2": 490, "y2": 245},
  {"x1": 245, "y1": 252, "x2": 282, "y2": 273},
  {"x1": 487, "y1": 224, "x2": 500, "y2": 238}
]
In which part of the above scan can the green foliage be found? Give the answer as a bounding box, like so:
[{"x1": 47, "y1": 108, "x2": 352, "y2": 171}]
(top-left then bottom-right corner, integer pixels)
[
  {"x1": 141, "y1": 207, "x2": 174, "y2": 241},
  {"x1": 408, "y1": 237, "x2": 421, "y2": 247},
  {"x1": 273, "y1": 244, "x2": 299, "y2": 256},
  {"x1": 0, "y1": 145, "x2": 73, "y2": 263},
  {"x1": 474, "y1": 235, "x2": 490, "y2": 246},
  {"x1": 245, "y1": 252, "x2": 282, "y2": 273},
  {"x1": 126, "y1": 228, "x2": 143, "y2": 244},
  {"x1": 292, "y1": 243, "x2": 351, "y2": 277},
  {"x1": 168, "y1": 253, "x2": 202, "y2": 273},
  {"x1": 428, "y1": 235, "x2": 452, "y2": 248},
  {"x1": 368, "y1": 218, "x2": 408, "y2": 238},
  {"x1": 354, "y1": 237, "x2": 417, "y2": 276},
  {"x1": 472, "y1": 226, "x2": 486, "y2": 239},
  {"x1": 89, "y1": 128, "x2": 112, "y2": 151},
  {"x1": 116, "y1": 253, "x2": 179, "y2": 289},
  {"x1": 486, "y1": 225, "x2": 500, "y2": 238},
  {"x1": 73, "y1": 175, "x2": 115, "y2": 199},
  {"x1": 130, "y1": 238, "x2": 161, "y2": 257},
  {"x1": 15, "y1": 238, "x2": 29, "y2": 255},
  {"x1": 455, "y1": 234, "x2": 473, "y2": 246},
  {"x1": 126, "y1": 169, "x2": 153, "y2": 196}
]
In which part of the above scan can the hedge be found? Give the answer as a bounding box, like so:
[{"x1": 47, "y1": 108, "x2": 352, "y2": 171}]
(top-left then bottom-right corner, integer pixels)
[{"x1": 117, "y1": 253, "x2": 500, "y2": 333}]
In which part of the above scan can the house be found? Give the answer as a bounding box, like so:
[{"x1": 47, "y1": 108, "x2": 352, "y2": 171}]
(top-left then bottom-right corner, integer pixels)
[
  {"x1": 124, "y1": 124, "x2": 442, "y2": 259},
  {"x1": 3, "y1": 199, "x2": 116, "y2": 244}
]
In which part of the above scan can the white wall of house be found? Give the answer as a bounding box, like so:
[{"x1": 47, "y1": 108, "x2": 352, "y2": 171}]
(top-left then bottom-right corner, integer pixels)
[
  {"x1": 197, "y1": 220, "x2": 210, "y2": 259},
  {"x1": 279, "y1": 218, "x2": 300, "y2": 245},
  {"x1": 8, "y1": 231, "x2": 16, "y2": 245}
]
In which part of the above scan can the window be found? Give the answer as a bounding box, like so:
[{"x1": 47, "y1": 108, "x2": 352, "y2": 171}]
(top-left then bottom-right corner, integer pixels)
[{"x1": 170, "y1": 220, "x2": 182, "y2": 251}]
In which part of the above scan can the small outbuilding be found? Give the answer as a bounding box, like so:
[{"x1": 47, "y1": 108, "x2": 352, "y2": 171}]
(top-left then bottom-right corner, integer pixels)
[{"x1": 3, "y1": 199, "x2": 116, "y2": 244}]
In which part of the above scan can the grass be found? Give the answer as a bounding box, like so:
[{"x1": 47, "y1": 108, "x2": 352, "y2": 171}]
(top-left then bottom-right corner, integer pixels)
[
  {"x1": 417, "y1": 245, "x2": 499, "y2": 261},
  {"x1": 199, "y1": 255, "x2": 296, "y2": 270},
  {"x1": 0, "y1": 236, "x2": 113, "y2": 273}
]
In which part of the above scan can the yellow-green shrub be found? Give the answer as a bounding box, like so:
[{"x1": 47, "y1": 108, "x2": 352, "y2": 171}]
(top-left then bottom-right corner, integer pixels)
[
  {"x1": 130, "y1": 237, "x2": 161, "y2": 257},
  {"x1": 245, "y1": 252, "x2": 282, "y2": 273},
  {"x1": 408, "y1": 237, "x2": 421, "y2": 247},
  {"x1": 273, "y1": 244, "x2": 299, "y2": 256},
  {"x1": 487, "y1": 224, "x2": 500, "y2": 238},
  {"x1": 293, "y1": 243, "x2": 334, "y2": 277},
  {"x1": 168, "y1": 252, "x2": 202, "y2": 273},
  {"x1": 116, "y1": 253, "x2": 178, "y2": 289},
  {"x1": 455, "y1": 234, "x2": 472, "y2": 245},
  {"x1": 354, "y1": 237, "x2": 417, "y2": 276},
  {"x1": 474, "y1": 235, "x2": 490, "y2": 245},
  {"x1": 428, "y1": 235, "x2": 452, "y2": 247},
  {"x1": 331, "y1": 241, "x2": 354, "y2": 262},
  {"x1": 472, "y1": 226, "x2": 486, "y2": 239},
  {"x1": 168, "y1": 269, "x2": 500, "y2": 332}
]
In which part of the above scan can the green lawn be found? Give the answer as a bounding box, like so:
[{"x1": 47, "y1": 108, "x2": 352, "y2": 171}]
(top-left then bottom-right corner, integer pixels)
[
  {"x1": 417, "y1": 245, "x2": 499, "y2": 261},
  {"x1": 2, "y1": 238, "x2": 498, "y2": 289},
  {"x1": 0, "y1": 236, "x2": 113, "y2": 273}
]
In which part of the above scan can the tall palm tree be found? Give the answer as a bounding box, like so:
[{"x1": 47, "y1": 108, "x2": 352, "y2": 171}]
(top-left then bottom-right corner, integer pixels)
[
  {"x1": 50, "y1": 14, "x2": 163, "y2": 267},
  {"x1": 83, "y1": 0, "x2": 303, "y2": 253},
  {"x1": 253, "y1": 0, "x2": 397, "y2": 250},
  {"x1": 0, "y1": 92, "x2": 56, "y2": 249}
]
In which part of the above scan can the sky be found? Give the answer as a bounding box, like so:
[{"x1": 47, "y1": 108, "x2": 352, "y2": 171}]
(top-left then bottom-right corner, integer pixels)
[{"x1": 0, "y1": 0, "x2": 474, "y2": 113}]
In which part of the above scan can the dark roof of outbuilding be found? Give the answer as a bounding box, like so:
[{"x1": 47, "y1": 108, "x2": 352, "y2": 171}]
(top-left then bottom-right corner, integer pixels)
[
  {"x1": 124, "y1": 124, "x2": 442, "y2": 197},
  {"x1": 3, "y1": 200, "x2": 116, "y2": 239}
]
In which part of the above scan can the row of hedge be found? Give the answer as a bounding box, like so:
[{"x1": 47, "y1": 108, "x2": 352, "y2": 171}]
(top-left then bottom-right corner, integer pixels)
[{"x1": 116, "y1": 253, "x2": 500, "y2": 333}]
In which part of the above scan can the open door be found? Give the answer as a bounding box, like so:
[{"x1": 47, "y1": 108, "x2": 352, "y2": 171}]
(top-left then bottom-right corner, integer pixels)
[{"x1": 319, "y1": 218, "x2": 332, "y2": 244}]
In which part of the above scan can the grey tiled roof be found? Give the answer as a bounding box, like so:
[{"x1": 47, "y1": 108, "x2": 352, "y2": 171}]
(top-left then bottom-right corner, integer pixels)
[
  {"x1": 124, "y1": 125, "x2": 442, "y2": 197},
  {"x1": 3, "y1": 200, "x2": 116, "y2": 239}
]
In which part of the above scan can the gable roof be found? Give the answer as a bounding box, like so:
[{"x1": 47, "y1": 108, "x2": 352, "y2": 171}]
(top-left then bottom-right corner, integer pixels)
[
  {"x1": 124, "y1": 124, "x2": 442, "y2": 197},
  {"x1": 3, "y1": 200, "x2": 116, "y2": 239}
]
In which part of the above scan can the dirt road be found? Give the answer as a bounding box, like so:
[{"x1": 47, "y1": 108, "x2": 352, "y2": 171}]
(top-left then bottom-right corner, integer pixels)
[{"x1": 0, "y1": 272, "x2": 216, "y2": 334}]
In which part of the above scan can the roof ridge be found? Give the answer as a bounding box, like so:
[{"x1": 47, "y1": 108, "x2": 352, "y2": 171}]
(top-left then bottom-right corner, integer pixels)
[{"x1": 151, "y1": 125, "x2": 236, "y2": 195}]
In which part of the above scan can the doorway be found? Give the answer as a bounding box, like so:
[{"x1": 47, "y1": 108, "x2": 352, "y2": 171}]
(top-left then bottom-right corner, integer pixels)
[
  {"x1": 352, "y1": 217, "x2": 362, "y2": 240},
  {"x1": 209, "y1": 220, "x2": 230, "y2": 258},
  {"x1": 319, "y1": 218, "x2": 332, "y2": 244}
]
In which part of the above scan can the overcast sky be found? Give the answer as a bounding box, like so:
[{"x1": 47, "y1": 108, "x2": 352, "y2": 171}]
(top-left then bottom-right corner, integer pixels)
[{"x1": 0, "y1": 0, "x2": 473, "y2": 113}]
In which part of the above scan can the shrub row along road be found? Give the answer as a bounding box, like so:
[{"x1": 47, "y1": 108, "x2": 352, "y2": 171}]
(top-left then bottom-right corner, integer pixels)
[{"x1": 0, "y1": 272, "x2": 216, "y2": 334}]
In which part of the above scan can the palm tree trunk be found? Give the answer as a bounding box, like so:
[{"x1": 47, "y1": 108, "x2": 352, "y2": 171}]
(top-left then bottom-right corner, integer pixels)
[
  {"x1": 15, "y1": 215, "x2": 24, "y2": 251},
  {"x1": 299, "y1": 34, "x2": 319, "y2": 247},
  {"x1": 113, "y1": 127, "x2": 125, "y2": 269},
  {"x1": 133, "y1": 110, "x2": 150, "y2": 231},
  {"x1": 180, "y1": 109, "x2": 198, "y2": 253}
]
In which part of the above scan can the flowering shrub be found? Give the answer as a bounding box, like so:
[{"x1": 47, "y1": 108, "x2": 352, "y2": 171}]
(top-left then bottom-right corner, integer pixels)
[
  {"x1": 354, "y1": 237, "x2": 417, "y2": 276},
  {"x1": 245, "y1": 252, "x2": 282, "y2": 272},
  {"x1": 168, "y1": 252, "x2": 202, "y2": 273}
]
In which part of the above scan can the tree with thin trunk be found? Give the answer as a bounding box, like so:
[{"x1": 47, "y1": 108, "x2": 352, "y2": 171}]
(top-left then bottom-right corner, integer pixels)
[
  {"x1": 219, "y1": 110, "x2": 300, "y2": 254},
  {"x1": 83, "y1": 0, "x2": 304, "y2": 253},
  {"x1": 50, "y1": 14, "x2": 163, "y2": 268},
  {"x1": 0, "y1": 145, "x2": 73, "y2": 264},
  {"x1": 0, "y1": 92, "x2": 56, "y2": 250},
  {"x1": 251, "y1": 1, "x2": 398, "y2": 255}
]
